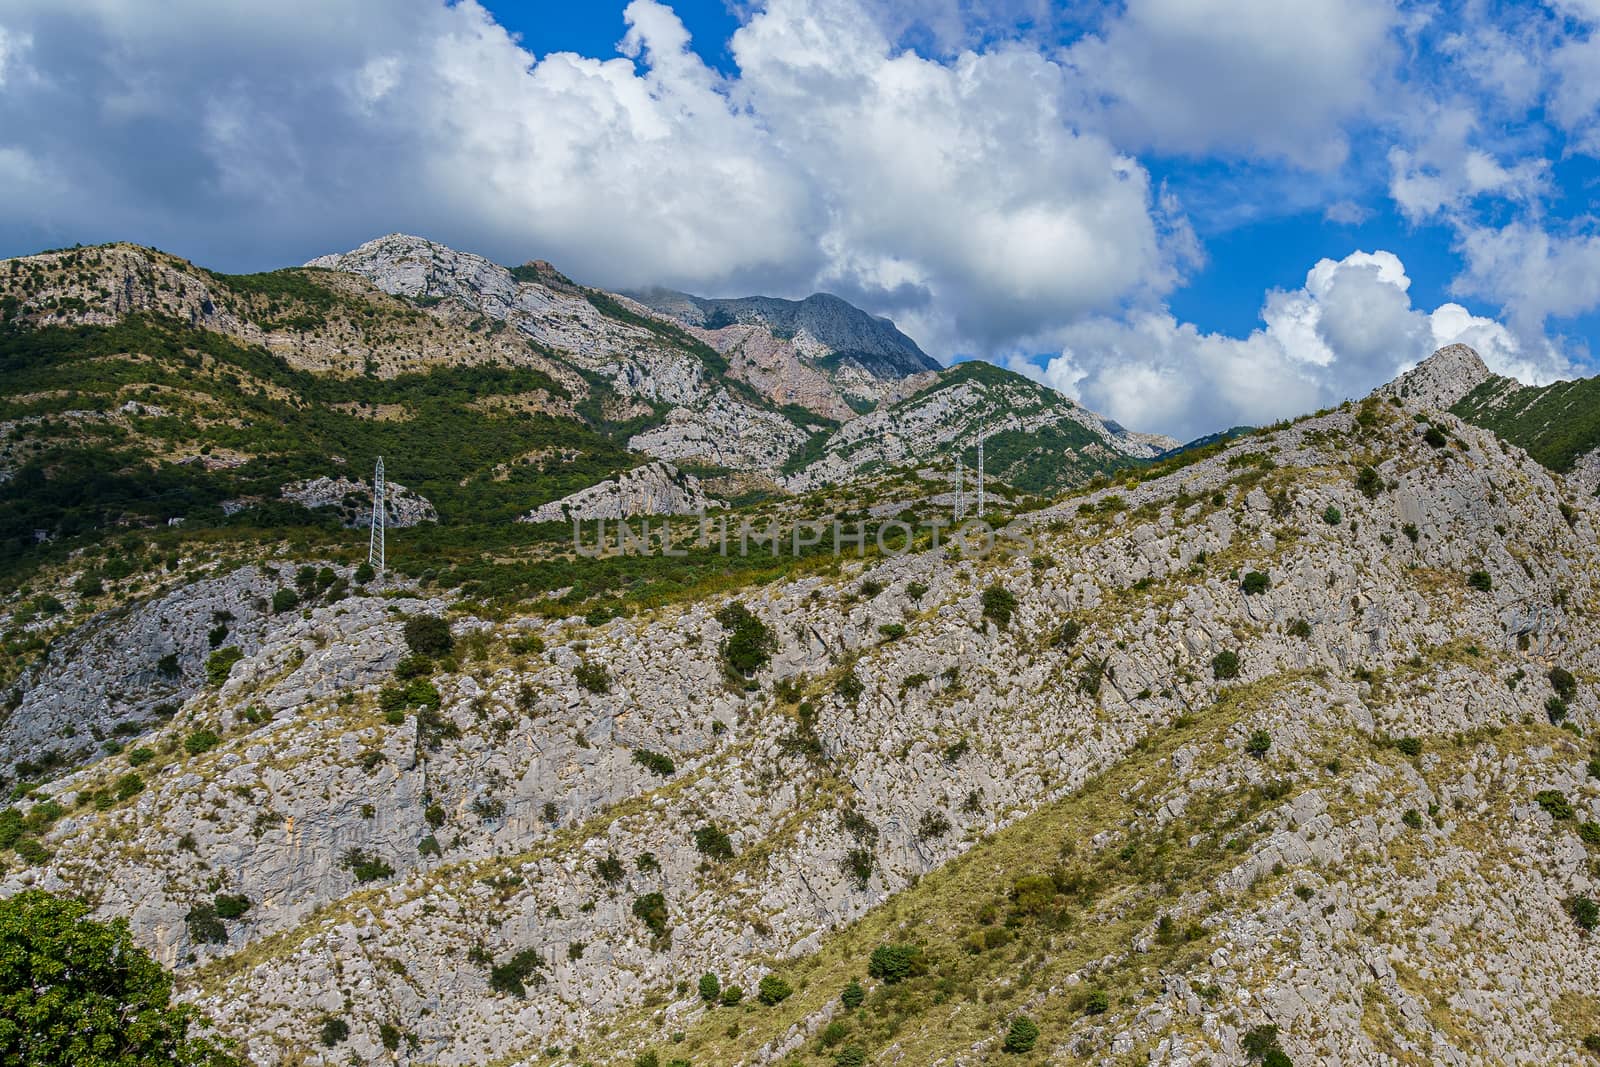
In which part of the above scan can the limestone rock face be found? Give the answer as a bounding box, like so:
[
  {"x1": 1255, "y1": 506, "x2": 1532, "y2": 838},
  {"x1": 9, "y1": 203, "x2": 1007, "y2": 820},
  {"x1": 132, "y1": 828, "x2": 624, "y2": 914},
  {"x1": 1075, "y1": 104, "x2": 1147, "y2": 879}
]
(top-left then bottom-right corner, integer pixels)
[
  {"x1": 518, "y1": 461, "x2": 722, "y2": 523},
  {"x1": 1377, "y1": 342, "x2": 1494, "y2": 410},
  {"x1": 281, "y1": 476, "x2": 437, "y2": 528}
]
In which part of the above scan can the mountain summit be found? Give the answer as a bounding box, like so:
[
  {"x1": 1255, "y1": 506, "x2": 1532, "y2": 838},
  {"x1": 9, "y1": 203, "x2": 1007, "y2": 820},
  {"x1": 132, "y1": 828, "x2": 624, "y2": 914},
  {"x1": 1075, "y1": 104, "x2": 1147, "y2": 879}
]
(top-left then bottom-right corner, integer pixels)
[{"x1": 626, "y1": 288, "x2": 942, "y2": 379}]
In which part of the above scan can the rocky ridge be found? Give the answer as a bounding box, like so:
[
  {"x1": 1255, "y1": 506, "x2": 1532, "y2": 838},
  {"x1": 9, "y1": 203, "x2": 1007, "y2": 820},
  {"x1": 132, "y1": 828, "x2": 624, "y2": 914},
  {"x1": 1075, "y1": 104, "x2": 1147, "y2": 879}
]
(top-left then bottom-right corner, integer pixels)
[
  {"x1": 518, "y1": 461, "x2": 722, "y2": 524},
  {"x1": 7, "y1": 354, "x2": 1600, "y2": 1064}
]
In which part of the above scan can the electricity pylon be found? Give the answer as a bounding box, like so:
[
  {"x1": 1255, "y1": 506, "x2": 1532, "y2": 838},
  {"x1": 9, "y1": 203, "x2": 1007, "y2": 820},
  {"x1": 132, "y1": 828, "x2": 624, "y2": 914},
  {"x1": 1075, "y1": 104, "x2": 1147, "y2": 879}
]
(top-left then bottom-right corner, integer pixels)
[{"x1": 368, "y1": 456, "x2": 386, "y2": 579}]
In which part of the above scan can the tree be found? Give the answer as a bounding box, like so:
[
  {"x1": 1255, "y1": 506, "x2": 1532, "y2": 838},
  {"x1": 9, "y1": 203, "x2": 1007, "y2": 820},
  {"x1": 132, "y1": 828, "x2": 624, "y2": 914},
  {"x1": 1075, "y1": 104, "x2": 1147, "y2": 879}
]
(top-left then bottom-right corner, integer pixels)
[
  {"x1": 698, "y1": 972, "x2": 720, "y2": 1003},
  {"x1": 0, "y1": 890, "x2": 239, "y2": 1065},
  {"x1": 1241, "y1": 572, "x2": 1270, "y2": 595},
  {"x1": 757, "y1": 974, "x2": 793, "y2": 1005},
  {"x1": 1003, "y1": 1015, "x2": 1039, "y2": 1053}
]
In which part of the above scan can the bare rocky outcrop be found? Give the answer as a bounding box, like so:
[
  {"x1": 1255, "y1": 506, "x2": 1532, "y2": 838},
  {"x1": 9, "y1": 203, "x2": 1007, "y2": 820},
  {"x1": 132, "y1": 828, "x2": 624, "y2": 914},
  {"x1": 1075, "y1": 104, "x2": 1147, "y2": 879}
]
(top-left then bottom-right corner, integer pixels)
[
  {"x1": 518, "y1": 461, "x2": 722, "y2": 523},
  {"x1": 281, "y1": 476, "x2": 437, "y2": 528},
  {"x1": 1377, "y1": 342, "x2": 1495, "y2": 410}
]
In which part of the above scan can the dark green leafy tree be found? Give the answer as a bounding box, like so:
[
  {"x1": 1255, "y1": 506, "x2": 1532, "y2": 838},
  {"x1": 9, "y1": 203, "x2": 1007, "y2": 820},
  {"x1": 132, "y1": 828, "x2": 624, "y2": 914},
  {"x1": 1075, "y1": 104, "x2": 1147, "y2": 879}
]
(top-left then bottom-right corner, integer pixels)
[
  {"x1": 403, "y1": 615, "x2": 454, "y2": 658},
  {"x1": 1002, "y1": 1015, "x2": 1039, "y2": 1053},
  {"x1": 0, "y1": 890, "x2": 239, "y2": 1065}
]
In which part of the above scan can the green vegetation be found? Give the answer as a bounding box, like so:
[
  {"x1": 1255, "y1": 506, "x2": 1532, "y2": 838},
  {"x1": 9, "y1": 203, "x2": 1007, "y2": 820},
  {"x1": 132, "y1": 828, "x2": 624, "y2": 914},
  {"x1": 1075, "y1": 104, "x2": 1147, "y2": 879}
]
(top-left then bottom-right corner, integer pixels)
[
  {"x1": 1002, "y1": 1015, "x2": 1039, "y2": 1053},
  {"x1": 716, "y1": 602, "x2": 776, "y2": 677},
  {"x1": 205, "y1": 648, "x2": 243, "y2": 687},
  {"x1": 0, "y1": 890, "x2": 238, "y2": 1066},
  {"x1": 1452, "y1": 373, "x2": 1600, "y2": 472},
  {"x1": 403, "y1": 615, "x2": 454, "y2": 658},
  {"x1": 488, "y1": 949, "x2": 545, "y2": 998},
  {"x1": 981, "y1": 586, "x2": 1017, "y2": 630},
  {"x1": 1241, "y1": 571, "x2": 1270, "y2": 595},
  {"x1": 632, "y1": 749, "x2": 676, "y2": 777}
]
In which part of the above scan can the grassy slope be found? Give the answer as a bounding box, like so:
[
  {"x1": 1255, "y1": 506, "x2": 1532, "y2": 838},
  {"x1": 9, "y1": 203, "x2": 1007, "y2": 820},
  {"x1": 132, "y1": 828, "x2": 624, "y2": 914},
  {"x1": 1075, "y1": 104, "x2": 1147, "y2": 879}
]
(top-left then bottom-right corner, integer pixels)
[{"x1": 1451, "y1": 374, "x2": 1600, "y2": 473}]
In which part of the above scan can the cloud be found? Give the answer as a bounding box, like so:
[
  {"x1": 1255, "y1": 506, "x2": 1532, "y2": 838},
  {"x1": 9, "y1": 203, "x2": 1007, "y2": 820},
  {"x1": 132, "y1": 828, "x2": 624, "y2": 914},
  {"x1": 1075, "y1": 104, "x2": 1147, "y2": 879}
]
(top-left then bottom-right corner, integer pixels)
[
  {"x1": 1035, "y1": 249, "x2": 1563, "y2": 441},
  {"x1": 1452, "y1": 220, "x2": 1600, "y2": 333},
  {"x1": 1062, "y1": 0, "x2": 1401, "y2": 168},
  {"x1": 1386, "y1": 105, "x2": 1548, "y2": 223}
]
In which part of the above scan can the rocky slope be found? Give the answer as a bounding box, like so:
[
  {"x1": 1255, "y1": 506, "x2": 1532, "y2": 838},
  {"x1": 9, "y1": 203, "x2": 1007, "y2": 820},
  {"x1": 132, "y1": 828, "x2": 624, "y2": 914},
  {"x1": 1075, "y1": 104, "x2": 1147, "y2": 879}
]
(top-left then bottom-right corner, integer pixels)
[
  {"x1": 6, "y1": 349, "x2": 1600, "y2": 1065},
  {"x1": 518, "y1": 461, "x2": 722, "y2": 524}
]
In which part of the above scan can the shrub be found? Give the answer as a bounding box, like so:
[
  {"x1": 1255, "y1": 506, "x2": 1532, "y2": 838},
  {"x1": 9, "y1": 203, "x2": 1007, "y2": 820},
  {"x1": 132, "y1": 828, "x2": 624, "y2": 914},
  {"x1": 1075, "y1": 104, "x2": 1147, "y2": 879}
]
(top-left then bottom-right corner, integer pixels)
[
  {"x1": 1243, "y1": 1024, "x2": 1288, "y2": 1062},
  {"x1": 634, "y1": 1053, "x2": 659, "y2": 1067},
  {"x1": 1401, "y1": 809, "x2": 1424, "y2": 829},
  {"x1": 1241, "y1": 571, "x2": 1270, "y2": 595},
  {"x1": 719, "y1": 984, "x2": 743, "y2": 1006},
  {"x1": 1402, "y1": 522, "x2": 1419, "y2": 543},
  {"x1": 156, "y1": 653, "x2": 181, "y2": 679},
  {"x1": 834, "y1": 1048, "x2": 866, "y2": 1067},
  {"x1": 1053, "y1": 619, "x2": 1082, "y2": 649},
  {"x1": 757, "y1": 974, "x2": 793, "y2": 1005},
  {"x1": 698, "y1": 972, "x2": 720, "y2": 1003},
  {"x1": 185, "y1": 903, "x2": 226, "y2": 945},
  {"x1": 270, "y1": 588, "x2": 298, "y2": 614},
  {"x1": 204, "y1": 648, "x2": 243, "y2": 687},
  {"x1": 1395, "y1": 737, "x2": 1422, "y2": 758},
  {"x1": 877, "y1": 623, "x2": 906, "y2": 641},
  {"x1": 594, "y1": 854, "x2": 625, "y2": 884},
  {"x1": 693, "y1": 824, "x2": 734, "y2": 860},
  {"x1": 843, "y1": 848, "x2": 874, "y2": 887},
  {"x1": 1212, "y1": 650, "x2": 1241, "y2": 680},
  {"x1": 1084, "y1": 988, "x2": 1109, "y2": 1014},
  {"x1": 1355, "y1": 465, "x2": 1383, "y2": 498},
  {"x1": 1322, "y1": 506, "x2": 1342, "y2": 525},
  {"x1": 905, "y1": 581, "x2": 928, "y2": 601},
  {"x1": 488, "y1": 948, "x2": 544, "y2": 998},
  {"x1": 1287, "y1": 618, "x2": 1312, "y2": 639},
  {"x1": 1423, "y1": 426, "x2": 1448, "y2": 447},
  {"x1": 128, "y1": 747, "x2": 156, "y2": 767},
  {"x1": 1548, "y1": 697, "x2": 1570, "y2": 724},
  {"x1": 114, "y1": 773, "x2": 144, "y2": 801},
  {"x1": 1551, "y1": 666, "x2": 1579, "y2": 702},
  {"x1": 981, "y1": 586, "x2": 1017, "y2": 630},
  {"x1": 1002, "y1": 1015, "x2": 1039, "y2": 1053},
  {"x1": 573, "y1": 661, "x2": 610, "y2": 694},
  {"x1": 917, "y1": 810, "x2": 950, "y2": 839},
  {"x1": 840, "y1": 979, "x2": 865, "y2": 1009},
  {"x1": 354, "y1": 561, "x2": 375, "y2": 584},
  {"x1": 341, "y1": 848, "x2": 394, "y2": 883},
  {"x1": 835, "y1": 672, "x2": 864, "y2": 702},
  {"x1": 867, "y1": 944, "x2": 927, "y2": 984},
  {"x1": 1467, "y1": 570, "x2": 1492, "y2": 592},
  {"x1": 213, "y1": 894, "x2": 250, "y2": 920},
  {"x1": 632, "y1": 892, "x2": 669, "y2": 939},
  {"x1": 633, "y1": 749, "x2": 676, "y2": 777},
  {"x1": 1568, "y1": 894, "x2": 1600, "y2": 932},
  {"x1": 1537, "y1": 790, "x2": 1575, "y2": 820},
  {"x1": 403, "y1": 615, "x2": 453, "y2": 658},
  {"x1": 819, "y1": 1020, "x2": 848, "y2": 1047},
  {"x1": 1579, "y1": 821, "x2": 1600, "y2": 846},
  {"x1": 716, "y1": 602, "x2": 777, "y2": 677},
  {"x1": 183, "y1": 729, "x2": 221, "y2": 756},
  {"x1": 379, "y1": 1023, "x2": 401, "y2": 1052},
  {"x1": 320, "y1": 1017, "x2": 349, "y2": 1046},
  {"x1": 1244, "y1": 729, "x2": 1272, "y2": 758}
]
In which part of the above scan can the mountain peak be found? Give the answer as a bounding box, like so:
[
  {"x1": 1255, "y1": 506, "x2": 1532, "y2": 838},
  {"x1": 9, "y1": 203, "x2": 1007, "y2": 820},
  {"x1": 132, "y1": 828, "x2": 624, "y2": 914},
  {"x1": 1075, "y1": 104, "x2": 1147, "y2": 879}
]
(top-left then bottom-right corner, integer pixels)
[{"x1": 1377, "y1": 343, "x2": 1495, "y2": 410}]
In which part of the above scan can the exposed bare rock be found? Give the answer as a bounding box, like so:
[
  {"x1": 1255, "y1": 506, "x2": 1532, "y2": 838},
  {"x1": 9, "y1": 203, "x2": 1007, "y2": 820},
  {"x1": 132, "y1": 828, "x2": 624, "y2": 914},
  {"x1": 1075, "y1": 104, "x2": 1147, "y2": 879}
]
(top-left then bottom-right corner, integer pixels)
[
  {"x1": 280, "y1": 476, "x2": 437, "y2": 528},
  {"x1": 1377, "y1": 342, "x2": 1494, "y2": 409},
  {"x1": 518, "y1": 461, "x2": 722, "y2": 523}
]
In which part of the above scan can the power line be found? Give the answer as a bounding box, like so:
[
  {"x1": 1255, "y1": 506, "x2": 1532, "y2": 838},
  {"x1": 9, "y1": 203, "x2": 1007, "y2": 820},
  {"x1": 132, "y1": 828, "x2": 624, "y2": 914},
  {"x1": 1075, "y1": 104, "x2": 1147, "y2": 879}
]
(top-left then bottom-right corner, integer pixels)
[{"x1": 368, "y1": 456, "x2": 385, "y2": 580}]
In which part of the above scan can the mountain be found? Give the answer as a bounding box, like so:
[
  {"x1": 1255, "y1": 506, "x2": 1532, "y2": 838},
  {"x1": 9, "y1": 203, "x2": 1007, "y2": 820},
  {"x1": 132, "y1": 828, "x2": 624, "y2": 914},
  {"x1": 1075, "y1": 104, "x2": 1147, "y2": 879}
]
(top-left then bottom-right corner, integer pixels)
[
  {"x1": 5, "y1": 332, "x2": 1600, "y2": 1064},
  {"x1": 626, "y1": 287, "x2": 942, "y2": 379}
]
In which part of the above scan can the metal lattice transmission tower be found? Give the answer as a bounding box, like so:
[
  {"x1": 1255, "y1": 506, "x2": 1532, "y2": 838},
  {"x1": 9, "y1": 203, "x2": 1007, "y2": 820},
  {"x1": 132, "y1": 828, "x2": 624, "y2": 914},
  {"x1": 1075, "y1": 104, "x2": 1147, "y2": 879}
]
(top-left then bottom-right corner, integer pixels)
[
  {"x1": 954, "y1": 453, "x2": 965, "y2": 521},
  {"x1": 368, "y1": 456, "x2": 386, "y2": 578},
  {"x1": 976, "y1": 434, "x2": 986, "y2": 518}
]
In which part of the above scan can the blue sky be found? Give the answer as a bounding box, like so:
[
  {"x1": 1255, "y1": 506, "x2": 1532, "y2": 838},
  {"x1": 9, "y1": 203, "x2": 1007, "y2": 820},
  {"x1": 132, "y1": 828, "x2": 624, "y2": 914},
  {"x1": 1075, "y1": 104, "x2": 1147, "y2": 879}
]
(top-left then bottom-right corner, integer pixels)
[{"x1": 2, "y1": 0, "x2": 1599, "y2": 439}]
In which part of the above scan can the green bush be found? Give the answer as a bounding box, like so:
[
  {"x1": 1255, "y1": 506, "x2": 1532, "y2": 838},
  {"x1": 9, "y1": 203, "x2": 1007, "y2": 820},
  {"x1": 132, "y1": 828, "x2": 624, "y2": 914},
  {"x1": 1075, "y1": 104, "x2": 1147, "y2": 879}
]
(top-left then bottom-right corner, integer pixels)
[
  {"x1": 1002, "y1": 1015, "x2": 1039, "y2": 1053},
  {"x1": 320, "y1": 1016, "x2": 349, "y2": 1047},
  {"x1": 835, "y1": 672, "x2": 865, "y2": 702},
  {"x1": 573, "y1": 661, "x2": 610, "y2": 694},
  {"x1": 1287, "y1": 618, "x2": 1312, "y2": 639},
  {"x1": 693, "y1": 824, "x2": 735, "y2": 860},
  {"x1": 843, "y1": 848, "x2": 874, "y2": 887},
  {"x1": 840, "y1": 979, "x2": 865, "y2": 1009},
  {"x1": 183, "y1": 729, "x2": 221, "y2": 756},
  {"x1": 1241, "y1": 571, "x2": 1270, "y2": 595},
  {"x1": 403, "y1": 615, "x2": 454, "y2": 658},
  {"x1": 128, "y1": 747, "x2": 156, "y2": 767},
  {"x1": 867, "y1": 944, "x2": 927, "y2": 984},
  {"x1": 213, "y1": 894, "x2": 250, "y2": 920},
  {"x1": 1212, "y1": 650, "x2": 1240, "y2": 680},
  {"x1": 1245, "y1": 729, "x2": 1272, "y2": 758},
  {"x1": 1467, "y1": 570, "x2": 1492, "y2": 592},
  {"x1": 1579, "y1": 822, "x2": 1600, "y2": 846},
  {"x1": 877, "y1": 623, "x2": 906, "y2": 641},
  {"x1": 185, "y1": 903, "x2": 226, "y2": 945},
  {"x1": 633, "y1": 749, "x2": 676, "y2": 777},
  {"x1": 834, "y1": 1047, "x2": 866, "y2": 1067},
  {"x1": 634, "y1": 1053, "x2": 659, "y2": 1067},
  {"x1": 0, "y1": 891, "x2": 238, "y2": 1065},
  {"x1": 719, "y1": 984, "x2": 743, "y2": 1006},
  {"x1": 1395, "y1": 737, "x2": 1422, "y2": 758},
  {"x1": 1244, "y1": 1024, "x2": 1290, "y2": 1063},
  {"x1": 819, "y1": 1020, "x2": 848, "y2": 1048},
  {"x1": 716, "y1": 602, "x2": 777, "y2": 677},
  {"x1": 1551, "y1": 666, "x2": 1579, "y2": 702},
  {"x1": 594, "y1": 854, "x2": 625, "y2": 884},
  {"x1": 698, "y1": 972, "x2": 720, "y2": 1003},
  {"x1": 1423, "y1": 426, "x2": 1448, "y2": 448},
  {"x1": 1401, "y1": 809, "x2": 1424, "y2": 829},
  {"x1": 1322, "y1": 506, "x2": 1342, "y2": 525},
  {"x1": 1084, "y1": 988, "x2": 1109, "y2": 1014},
  {"x1": 204, "y1": 648, "x2": 243, "y2": 687},
  {"x1": 1053, "y1": 619, "x2": 1082, "y2": 648},
  {"x1": 757, "y1": 974, "x2": 793, "y2": 1005},
  {"x1": 1355, "y1": 465, "x2": 1383, "y2": 498},
  {"x1": 379, "y1": 1023, "x2": 401, "y2": 1052},
  {"x1": 270, "y1": 588, "x2": 298, "y2": 614},
  {"x1": 488, "y1": 948, "x2": 544, "y2": 998},
  {"x1": 1402, "y1": 522, "x2": 1419, "y2": 543},
  {"x1": 1548, "y1": 697, "x2": 1570, "y2": 724},
  {"x1": 1537, "y1": 790, "x2": 1575, "y2": 820},
  {"x1": 1569, "y1": 895, "x2": 1600, "y2": 932},
  {"x1": 633, "y1": 892, "x2": 669, "y2": 940},
  {"x1": 341, "y1": 848, "x2": 394, "y2": 883},
  {"x1": 981, "y1": 586, "x2": 1017, "y2": 630},
  {"x1": 354, "y1": 561, "x2": 375, "y2": 585},
  {"x1": 114, "y1": 773, "x2": 144, "y2": 801}
]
